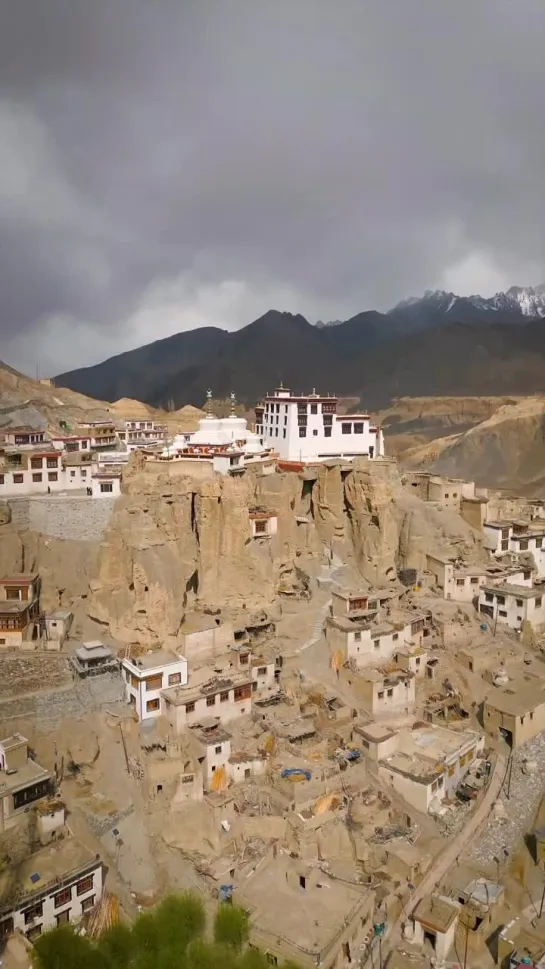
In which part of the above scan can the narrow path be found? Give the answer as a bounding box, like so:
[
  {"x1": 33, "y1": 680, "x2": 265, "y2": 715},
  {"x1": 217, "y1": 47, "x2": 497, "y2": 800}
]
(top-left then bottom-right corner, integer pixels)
[
  {"x1": 293, "y1": 553, "x2": 345, "y2": 656},
  {"x1": 368, "y1": 750, "x2": 507, "y2": 966}
]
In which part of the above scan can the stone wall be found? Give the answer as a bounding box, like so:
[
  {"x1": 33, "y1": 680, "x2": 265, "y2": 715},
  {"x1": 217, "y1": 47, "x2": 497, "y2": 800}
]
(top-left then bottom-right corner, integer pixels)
[
  {"x1": 6, "y1": 496, "x2": 116, "y2": 541},
  {"x1": 0, "y1": 672, "x2": 125, "y2": 732}
]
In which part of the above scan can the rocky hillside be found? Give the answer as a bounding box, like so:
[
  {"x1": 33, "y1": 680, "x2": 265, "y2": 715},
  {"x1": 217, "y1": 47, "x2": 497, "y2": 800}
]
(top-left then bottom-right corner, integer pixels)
[{"x1": 401, "y1": 397, "x2": 545, "y2": 494}]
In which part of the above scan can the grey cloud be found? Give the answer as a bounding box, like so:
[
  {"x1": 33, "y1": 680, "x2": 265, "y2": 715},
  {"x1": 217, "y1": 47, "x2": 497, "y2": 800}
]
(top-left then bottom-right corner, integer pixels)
[{"x1": 1, "y1": 0, "x2": 545, "y2": 373}]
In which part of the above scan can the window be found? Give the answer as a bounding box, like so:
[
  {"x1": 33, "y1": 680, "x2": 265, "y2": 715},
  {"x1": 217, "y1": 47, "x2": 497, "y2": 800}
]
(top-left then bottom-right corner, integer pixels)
[
  {"x1": 373, "y1": 639, "x2": 380, "y2": 650},
  {"x1": 215, "y1": 745, "x2": 222, "y2": 754},
  {"x1": 81, "y1": 470, "x2": 87, "y2": 477},
  {"x1": 310, "y1": 404, "x2": 318, "y2": 414},
  {"x1": 354, "y1": 423, "x2": 364, "y2": 434},
  {"x1": 537, "y1": 538, "x2": 543, "y2": 549},
  {"x1": 13, "y1": 474, "x2": 24, "y2": 484},
  {"x1": 186, "y1": 702, "x2": 195, "y2": 713},
  {"x1": 496, "y1": 595, "x2": 505, "y2": 605},
  {"x1": 234, "y1": 684, "x2": 252, "y2": 702},
  {"x1": 531, "y1": 711, "x2": 534, "y2": 721},
  {"x1": 341, "y1": 423, "x2": 351, "y2": 434},
  {"x1": 324, "y1": 427, "x2": 332, "y2": 437},
  {"x1": 100, "y1": 482, "x2": 113, "y2": 493},
  {"x1": 377, "y1": 691, "x2": 384, "y2": 699},
  {"x1": 519, "y1": 539, "x2": 529, "y2": 551},
  {"x1": 524, "y1": 570, "x2": 531, "y2": 580},
  {"x1": 77, "y1": 875, "x2": 94, "y2": 896},
  {"x1": 456, "y1": 578, "x2": 465, "y2": 586},
  {"x1": 299, "y1": 427, "x2": 306, "y2": 438},
  {"x1": 501, "y1": 539, "x2": 509, "y2": 551},
  {"x1": 0, "y1": 475, "x2": 3, "y2": 485},
  {"x1": 31, "y1": 458, "x2": 42, "y2": 470},
  {"x1": 24, "y1": 902, "x2": 44, "y2": 924},
  {"x1": 282, "y1": 429, "x2": 286, "y2": 438},
  {"x1": 239, "y1": 653, "x2": 249, "y2": 665},
  {"x1": 26, "y1": 925, "x2": 42, "y2": 941},
  {"x1": 48, "y1": 472, "x2": 58, "y2": 482},
  {"x1": 499, "y1": 610, "x2": 507, "y2": 617},
  {"x1": 46, "y1": 458, "x2": 58, "y2": 469},
  {"x1": 168, "y1": 672, "x2": 182, "y2": 686},
  {"x1": 415, "y1": 657, "x2": 421, "y2": 665},
  {"x1": 393, "y1": 633, "x2": 399, "y2": 642},
  {"x1": 485, "y1": 592, "x2": 493, "y2": 603},
  {"x1": 255, "y1": 520, "x2": 267, "y2": 535},
  {"x1": 516, "y1": 599, "x2": 523, "y2": 607},
  {"x1": 146, "y1": 698, "x2": 160, "y2": 712},
  {"x1": 81, "y1": 895, "x2": 95, "y2": 913},
  {"x1": 220, "y1": 691, "x2": 229, "y2": 702},
  {"x1": 470, "y1": 577, "x2": 479, "y2": 585},
  {"x1": 145, "y1": 675, "x2": 162, "y2": 691},
  {"x1": 354, "y1": 632, "x2": 362, "y2": 642},
  {"x1": 0, "y1": 917, "x2": 14, "y2": 939},
  {"x1": 386, "y1": 689, "x2": 393, "y2": 697},
  {"x1": 56, "y1": 909, "x2": 71, "y2": 925},
  {"x1": 32, "y1": 473, "x2": 42, "y2": 483},
  {"x1": 537, "y1": 597, "x2": 543, "y2": 608},
  {"x1": 312, "y1": 429, "x2": 318, "y2": 436},
  {"x1": 54, "y1": 887, "x2": 72, "y2": 908},
  {"x1": 206, "y1": 695, "x2": 216, "y2": 707},
  {"x1": 257, "y1": 666, "x2": 267, "y2": 675}
]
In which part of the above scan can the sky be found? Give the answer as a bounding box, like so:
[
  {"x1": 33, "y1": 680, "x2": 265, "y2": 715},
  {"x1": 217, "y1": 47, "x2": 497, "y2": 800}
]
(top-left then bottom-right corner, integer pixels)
[{"x1": 1, "y1": 0, "x2": 545, "y2": 376}]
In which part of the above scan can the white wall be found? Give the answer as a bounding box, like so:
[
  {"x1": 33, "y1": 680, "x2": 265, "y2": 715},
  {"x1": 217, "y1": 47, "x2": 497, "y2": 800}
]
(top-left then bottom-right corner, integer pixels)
[
  {"x1": 261, "y1": 394, "x2": 383, "y2": 462},
  {"x1": 122, "y1": 657, "x2": 188, "y2": 720},
  {"x1": 91, "y1": 476, "x2": 122, "y2": 498},
  {"x1": 252, "y1": 661, "x2": 276, "y2": 692},
  {"x1": 162, "y1": 684, "x2": 252, "y2": 733},
  {"x1": 10, "y1": 861, "x2": 103, "y2": 937},
  {"x1": 478, "y1": 587, "x2": 545, "y2": 630}
]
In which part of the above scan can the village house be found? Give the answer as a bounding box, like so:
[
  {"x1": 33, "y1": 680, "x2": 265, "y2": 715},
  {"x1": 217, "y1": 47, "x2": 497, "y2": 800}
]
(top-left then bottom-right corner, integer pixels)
[
  {"x1": 60, "y1": 450, "x2": 97, "y2": 490},
  {"x1": 117, "y1": 420, "x2": 167, "y2": 449},
  {"x1": 484, "y1": 520, "x2": 545, "y2": 577},
  {"x1": 402, "y1": 472, "x2": 479, "y2": 513},
  {"x1": 77, "y1": 420, "x2": 117, "y2": 449},
  {"x1": 122, "y1": 651, "x2": 188, "y2": 721},
  {"x1": 426, "y1": 552, "x2": 531, "y2": 602},
  {"x1": 249, "y1": 507, "x2": 278, "y2": 539},
  {"x1": 483, "y1": 679, "x2": 545, "y2": 747},
  {"x1": 90, "y1": 470, "x2": 122, "y2": 498},
  {"x1": 0, "y1": 446, "x2": 64, "y2": 495},
  {"x1": 326, "y1": 602, "x2": 430, "y2": 669},
  {"x1": 405, "y1": 894, "x2": 461, "y2": 963},
  {"x1": 71, "y1": 641, "x2": 118, "y2": 677},
  {"x1": 250, "y1": 645, "x2": 282, "y2": 695},
  {"x1": 478, "y1": 581, "x2": 545, "y2": 630},
  {"x1": 256, "y1": 386, "x2": 384, "y2": 465},
  {"x1": 178, "y1": 613, "x2": 235, "y2": 663},
  {"x1": 190, "y1": 724, "x2": 232, "y2": 792},
  {"x1": 238, "y1": 853, "x2": 375, "y2": 969},
  {"x1": 1, "y1": 427, "x2": 47, "y2": 447},
  {"x1": 41, "y1": 609, "x2": 73, "y2": 647},
  {"x1": 340, "y1": 667, "x2": 416, "y2": 717},
  {"x1": 497, "y1": 916, "x2": 545, "y2": 968},
  {"x1": 0, "y1": 574, "x2": 40, "y2": 647},
  {"x1": 161, "y1": 665, "x2": 253, "y2": 734},
  {"x1": 0, "y1": 734, "x2": 52, "y2": 832},
  {"x1": 0, "y1": 837, "x2": 103, "y2": 942},
  {"x1": 375, "y1": 723, "x2": 485, "y2": 813},
  {"x1": 50, "y1": 433, "x2": 92, "y2": 453}
]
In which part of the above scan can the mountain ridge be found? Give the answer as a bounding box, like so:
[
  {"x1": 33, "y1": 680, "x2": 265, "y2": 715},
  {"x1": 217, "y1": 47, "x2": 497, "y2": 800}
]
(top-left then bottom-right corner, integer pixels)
[{"x1": 55, "y1": 286, "x2": 545, "y2": 409}]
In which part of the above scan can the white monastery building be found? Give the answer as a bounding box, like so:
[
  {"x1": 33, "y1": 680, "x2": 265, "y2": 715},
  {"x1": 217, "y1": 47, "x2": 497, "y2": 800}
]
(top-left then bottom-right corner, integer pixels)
[{"x1": 255, "y1": 387, "x2": 384, "y2": 465}]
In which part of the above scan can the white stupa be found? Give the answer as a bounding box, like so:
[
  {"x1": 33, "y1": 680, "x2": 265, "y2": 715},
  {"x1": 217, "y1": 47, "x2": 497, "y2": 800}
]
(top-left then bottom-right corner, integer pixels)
[{"x1": 164, "y1": 392, "x2": 267, "y2": 456}]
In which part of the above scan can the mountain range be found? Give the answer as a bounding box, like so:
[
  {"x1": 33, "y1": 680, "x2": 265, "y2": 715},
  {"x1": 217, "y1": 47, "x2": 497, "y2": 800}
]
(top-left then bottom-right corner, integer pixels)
[{"x1": 55, "y1": 286, "x2": 545, "y2": 409}]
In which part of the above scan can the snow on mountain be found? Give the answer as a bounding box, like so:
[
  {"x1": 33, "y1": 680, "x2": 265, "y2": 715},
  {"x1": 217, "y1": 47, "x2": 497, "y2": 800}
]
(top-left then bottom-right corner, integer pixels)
[{"x1": 391, "y1": 286, "x2": 545, "y2": 318}]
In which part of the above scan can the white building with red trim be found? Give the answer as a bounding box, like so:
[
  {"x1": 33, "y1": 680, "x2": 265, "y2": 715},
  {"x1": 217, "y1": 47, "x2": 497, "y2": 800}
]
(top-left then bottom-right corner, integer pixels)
[{"x1": 255, "y1": 387, "x2": 384, "y2": 465}]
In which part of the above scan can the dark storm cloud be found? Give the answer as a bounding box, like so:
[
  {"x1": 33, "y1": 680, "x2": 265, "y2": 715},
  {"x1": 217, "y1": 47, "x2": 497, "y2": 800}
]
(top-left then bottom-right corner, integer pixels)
[{"x1": 1, "y1": 0, "x2": 545, "y2": 373}]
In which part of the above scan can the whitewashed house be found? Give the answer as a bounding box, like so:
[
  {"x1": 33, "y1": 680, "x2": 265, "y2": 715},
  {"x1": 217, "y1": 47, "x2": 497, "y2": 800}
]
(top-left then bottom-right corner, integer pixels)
[{"x1": 122, "y1": 652, "x2": 188, "y2": 721}]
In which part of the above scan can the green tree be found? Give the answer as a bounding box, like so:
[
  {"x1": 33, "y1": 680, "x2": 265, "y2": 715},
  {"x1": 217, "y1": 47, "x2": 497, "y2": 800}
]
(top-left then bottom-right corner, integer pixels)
[
  {"x1": 96, "y1": 922, "x2": 135, "y2": 968},
  {"x1": 214, "y1": 904, "x2": 249, "y2": 951},
  {"x1": 32, "y1": 924, "x2": 103, "y2": 969}
]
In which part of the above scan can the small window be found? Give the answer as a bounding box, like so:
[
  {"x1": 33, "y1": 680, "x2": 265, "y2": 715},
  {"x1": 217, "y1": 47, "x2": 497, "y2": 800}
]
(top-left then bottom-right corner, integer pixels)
[
  {"x1": 46, "y1": 458, "x2": 58, "y2": 469},
  {"x1": 146, "y1": 698, "x2": 160, "y2": 712},
  {"x1": 485, "y1": 592, "x2": 493, "y2": 603},
  {"x1": 470, "y1": 577, "x2": 479, "y2": 585},
  {"x1": 168, "y1": 672, "x2": 182, "y2": 686},
  {"x1": 393, "y1": 633, "x2": 399, "y2": 642},
  {"x1": 377, "y1": 691, "x2": 384, "y2": 699},
  {"x1": 415, "y1": 657, "x2": 421, "y2": 665},
  {"x1": 32, "y1": 473, "x2": 42, "y2": 483},
  {"x1": 310, "y1": 404, "x2": 318, "y2": 414},
  {"x1": 100, "y1": 481, "x2": 113, "y2": 493},
  {"x1": 341, "y1": 423, "x2": 351, "y2": 435},
  {"x1": 499, "y1": 610, "x2": 507, "y2": 617},
  {"x1": 54, "y1": 887, "x2": 72, "y2": 908},
  {"x1": 77, "y1": 875, "x2": 94, "y2": 896},
  {"x1": 48, "y1": 472, "x2": 58, "y2": 482},
  {"x1": 386, "y1": 689, "x2": 393, "y2": 697},
  {"x1": 206, "y1": 695, "x2": 216, "y2": 707},
  {"x1": 324, "y1": 427, "x2": 332, "y2": 437},
  {"x1": 456, "y1": 579, "x2": 465, "y2": 586},
  {"x1": 215, "y1": 745, "x2": 222, "y2": 754},
  {"x1": 312, "y1": 429, "x2": 318, "y2": 436},
  {"x1": 299, "y1": 427, "x2": 306, "y2": 438},
  {"x1": 537, "y1": 597, "x2": 543, "y2": 608},
  {"x1": 257, "y1": 666, "x2": 267, "y2": 675},
  {"x1": 185, "y1": 702, "x2": 195, "y2": 714},
  {"x1": 373, "y1": 639, "x2": 380, "y2": 650},
  {"x1": 354, "y1": 422, "x2": 363, "y2": 434},
  {"x1": 81, "y1": 895, "x2": 95, "y2": 913},
  {"x1": 354, "y1": 632, "x2": 362, "y2": 642},
  {"x1": 220, "y1": 691, "x2": 229, "y2": 702},
  {"x1": 537, "y1": 538, "x2": 543, "y2": 549},
  {"x1": 13, "y1": 474, "x2": 24, "y2": 484},
  {"x1": 24, "y1": 902, "x2": 43, "y2": 923},
  {"x1": 56, "y1": 909, "x2": 71, "y2": 925}
]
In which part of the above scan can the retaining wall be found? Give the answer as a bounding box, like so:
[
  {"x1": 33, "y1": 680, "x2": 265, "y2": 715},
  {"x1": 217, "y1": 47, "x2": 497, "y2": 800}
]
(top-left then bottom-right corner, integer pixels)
[{"x1": 6, "y1": 496, "x2": 116, "y2": 540}]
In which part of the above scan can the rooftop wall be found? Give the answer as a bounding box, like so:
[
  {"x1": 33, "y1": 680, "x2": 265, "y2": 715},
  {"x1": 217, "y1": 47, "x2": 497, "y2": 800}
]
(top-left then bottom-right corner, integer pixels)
[{"x1": 6, "y1": 496, "x2": 116, "y2": 541}]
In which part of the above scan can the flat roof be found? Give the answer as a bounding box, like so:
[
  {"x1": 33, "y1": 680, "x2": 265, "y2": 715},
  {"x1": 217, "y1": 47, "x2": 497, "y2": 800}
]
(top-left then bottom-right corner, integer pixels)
[
  {"x1": 485, "y1": 682, "x2": 545, "y2": 717},
  {"x1": 414, "y1": 894, "x2": 460, "y2": 934},
  {"x1": 0, "y1": 757, "x2": 50, "y2": 798},
  {"x1": 192, "y1": 725, "x2": 232, "y2": 746},
  {"x1": 354, "y1": 722, "x2": 397, "y2": 743},
  {"x1": 0, "y1": 574, "x2": 38, "y2": 585},
  {"x1": 75, "y1": 644, "x2": 114, "y2": 661},
  {"x1": 162, "y1": 665, "x2": 250, "y2": 706},
  {"x1": 180, "y1": 613, "x2": 227, "y2": 634},
  {"x1": 0, "y1": 837, "x2": 99, "y2": 910},
  {"x1": 482, "y1": 583, "x2": 542, "y2": 599},
  {"x1": 239, "y1": 857, "x2": 370, "y2": 959},
  {"x1": 124, "y1": 650, "x2": 185, "y2": 672}
]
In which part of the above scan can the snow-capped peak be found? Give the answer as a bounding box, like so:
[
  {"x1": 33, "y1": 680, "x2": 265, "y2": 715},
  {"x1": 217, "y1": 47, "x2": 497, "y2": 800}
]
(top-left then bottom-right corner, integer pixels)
[{"x1": 390, "y1": 286, "x2": 545, "y2": 318}]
